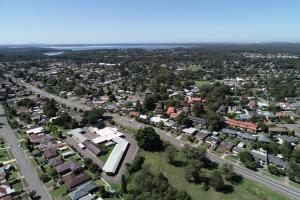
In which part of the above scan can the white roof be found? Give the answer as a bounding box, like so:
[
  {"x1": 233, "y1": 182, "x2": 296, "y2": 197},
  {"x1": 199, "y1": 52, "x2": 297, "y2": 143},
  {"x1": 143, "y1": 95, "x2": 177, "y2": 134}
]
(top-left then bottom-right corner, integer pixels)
[
  {"x1": 68, "y1": 128, "x2": 87, "y2": 142},
  {"x1": 102, "y1": 137, "x2": 129, "y2": 174},
  {"x1": 26, "y1": 127, "x2": 44, "y2": 134},
  {"x1": 139, "y1": 114, "x2": 148, "y2": 119},
  {"x1": 182, "y1": 127, "x2": 198, "y2": 135},
  {"x1": 91, "y1": 127, "x2": 123, "y2": 144},
  {"x1": 150, "y1": 116, "x2": 168, "y2": 124}
]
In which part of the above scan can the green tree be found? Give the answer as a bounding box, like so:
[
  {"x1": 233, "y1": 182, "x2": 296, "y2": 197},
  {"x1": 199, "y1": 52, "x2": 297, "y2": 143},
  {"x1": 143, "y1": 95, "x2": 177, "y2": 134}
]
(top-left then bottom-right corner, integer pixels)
[
  {"x1": 175, "y1": 190, "x2": 192, "y2": 200},
  {"x1": 166, "y1": 145, "x2": 176, "y2": 164},
  {"x1": 209, "y1": 170, "x2": 225, "y2": 191},
  {"x1": 143, "y1": 96, "x2": 156, "y2": 111},
  {"x1": 206, "y1": 111, "x2": 225, "y2": 131},
  {"x1": 219, "y1": 163, "x2": 235, "y2": 181},
  {"x1": 82, "y1": 108, "x2": 105, "y2": 125},
  {"x1": 135, "y1": 127, "x2": 163, "y2": 151},
  {"x1": 192, "y1": 102, "x2": 205, "y2": 117},
  {"x1": 121, "y1": 175, "x2": 127, "y2": 194},
  {"x1": 288, "y1": 162, "x2": 300, "y2": 183},
  {"x1": 239, "y1": 151, "x2": 257, "y2": 170},
  {"x1": 43, "y1": 99, "x2": 58, "y2": 117}
]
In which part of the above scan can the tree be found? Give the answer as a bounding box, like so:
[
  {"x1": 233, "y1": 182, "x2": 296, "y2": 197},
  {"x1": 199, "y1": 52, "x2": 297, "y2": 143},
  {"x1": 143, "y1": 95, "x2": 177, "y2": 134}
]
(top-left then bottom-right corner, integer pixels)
[
  {"x1": 192, "y1": 102, "x2": 205, "y2": 117},
  {"x1": 121, "y1": 175, "x2": 127, "y2": 194},
  {"x1": 258, "y1": 122, "x2": 268, "y2": 132},
  {"x1": 135, "y1": 100, "x2": 143, "y2": 112},
  {"x1": 24, "y1": 138, "x2": 34, "y2": 152},
  {"x1": 288, "y1": 162, "x2": 300, "y2": 183},
  {"x1": 175, "y1": 190, "x2": 192, "y2": 200},
  {"x1": 209, "y1": 170, "x2": 225, "y2": 191},
  {"x1": 39, "y1": 173, "x2": 51, "y2": 183},
  {"x1": 82, "y1": 108, "x2": 105, "y2": 125},
  {"x1": 135, "y1": 127, "x2": 163, "y2": 151},
  {"x1": 176, "y1": 113, "x2": 192, "y2": 127},
  {"x1": 184, "y1": 146, "x2": 207, "y2": 162},
  {"x1": 29, "y1": 190, "x2": 36, "y2": 199},
  {"x1": 143, "y1": 96, "x2": 156, "y2": 111},
  {"x1": 206, "y1": 111, "x2": 225, "y2": 131},
  {"x1": 166, "y1": 145, "x2": 176, "y2": 164},
  {"x1": 219, "y1": 163, "x2": 235, "y2": 181},
  {"x1": 127, "y1": 155, "x2": 144, "y2": 174},
  {"x1": 292, "y1": 149, "x2": 300, "y2": 163},
  {"x1": 185, "y1": 160, "x2": 202, "y2": 183},
  {"x1": 43, "y1": 99, "x2": 58, "y2": 117},
  {"x1": 239, "y1": 151, "x2": 258, "y2": 170}
]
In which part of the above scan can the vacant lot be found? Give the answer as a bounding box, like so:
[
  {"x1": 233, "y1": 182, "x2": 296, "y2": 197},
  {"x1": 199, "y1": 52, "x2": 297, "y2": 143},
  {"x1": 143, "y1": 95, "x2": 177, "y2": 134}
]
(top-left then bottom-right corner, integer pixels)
[{"x1": 128, "y1": 150, "x2": 289, "y2": 200}]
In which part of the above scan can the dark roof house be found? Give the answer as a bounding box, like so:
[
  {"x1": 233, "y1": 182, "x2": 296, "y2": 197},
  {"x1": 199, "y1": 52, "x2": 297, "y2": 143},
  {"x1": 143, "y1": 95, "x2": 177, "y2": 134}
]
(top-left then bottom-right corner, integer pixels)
[
  {"x1": 63, "y1": 172, "x2": 90, "y2": 190},
  {"x1": 55, "y1": 161, "x2": 81, "y2": 174},
  {"x1": 68, "y1": 181, "x2": 98, "y2": 200}
]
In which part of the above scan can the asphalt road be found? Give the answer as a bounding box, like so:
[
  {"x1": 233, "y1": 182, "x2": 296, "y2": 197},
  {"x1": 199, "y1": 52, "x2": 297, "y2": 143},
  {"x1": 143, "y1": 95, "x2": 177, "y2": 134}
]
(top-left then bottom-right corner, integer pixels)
[
  {"x1": 12, "y1": 77, "x2": 300, "y2": 200},
  {"x1": 0, "y1": 105, "x2": 52, "y2": 200}
]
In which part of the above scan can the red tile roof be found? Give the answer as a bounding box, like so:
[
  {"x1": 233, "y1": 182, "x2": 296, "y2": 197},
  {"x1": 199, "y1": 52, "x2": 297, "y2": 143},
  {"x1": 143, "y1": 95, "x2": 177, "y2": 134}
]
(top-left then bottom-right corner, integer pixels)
[
  {"x1": 129, "y1": 111, "x2": 140, "y2": 117},
  {"x1": 226, "y1": 118, "x2": 257, "y2": 131},
  {"x1": 167, "y1": 107, "x2": 176, "y2": 114},
  {"x1": 188, "y1": 98, "x2": 206, "y2": 104}
]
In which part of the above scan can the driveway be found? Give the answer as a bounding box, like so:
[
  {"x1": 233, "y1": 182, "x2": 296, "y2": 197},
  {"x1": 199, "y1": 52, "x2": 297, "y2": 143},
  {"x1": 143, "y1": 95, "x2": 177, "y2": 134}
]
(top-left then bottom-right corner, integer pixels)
[{"x1": 0, "y1": 105, "x2": 51, "y2": 200}]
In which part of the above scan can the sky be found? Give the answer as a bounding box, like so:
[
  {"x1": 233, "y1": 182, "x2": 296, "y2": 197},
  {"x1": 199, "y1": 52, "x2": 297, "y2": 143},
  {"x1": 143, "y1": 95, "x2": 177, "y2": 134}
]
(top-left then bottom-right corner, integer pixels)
[{"x1": 0, "y1": 0, "x2": 300, "y2": 44}]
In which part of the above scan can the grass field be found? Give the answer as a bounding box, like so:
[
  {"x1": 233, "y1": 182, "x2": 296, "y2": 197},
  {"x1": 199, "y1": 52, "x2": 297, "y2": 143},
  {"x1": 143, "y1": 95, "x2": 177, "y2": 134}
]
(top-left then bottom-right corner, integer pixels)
[
  {"x1": 98, "y1": 148, "x2": 113, "y2": 163},
  {"x1": 128, "y1": 150, "x2": 289, "y2": 200},
  {"x1": 51, "y1": 185, "x2": 70, "y2": 200},
  {"x1": 195, "y1": 80, "x2": 211, "y2": 88},
  {"x1": 0, "y1": 149, "x2": 11, "y2": 162}
]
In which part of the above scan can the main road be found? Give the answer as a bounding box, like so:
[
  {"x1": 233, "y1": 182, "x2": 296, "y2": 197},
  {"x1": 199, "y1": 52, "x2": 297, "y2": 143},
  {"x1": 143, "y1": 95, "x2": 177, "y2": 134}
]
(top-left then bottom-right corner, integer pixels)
[
  {"x1": 11, "y1": 77, "x2": 300, "y2": 200},
  {"x1": 0, "y1": 105, "x2": 52, "y2": 200}
]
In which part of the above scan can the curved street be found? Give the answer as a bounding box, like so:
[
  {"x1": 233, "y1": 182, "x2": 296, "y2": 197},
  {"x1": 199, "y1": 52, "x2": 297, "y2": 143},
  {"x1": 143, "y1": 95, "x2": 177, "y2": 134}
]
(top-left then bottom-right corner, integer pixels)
[{"x1": 0, "y1": 105, "x2": 51, "y2": 200}]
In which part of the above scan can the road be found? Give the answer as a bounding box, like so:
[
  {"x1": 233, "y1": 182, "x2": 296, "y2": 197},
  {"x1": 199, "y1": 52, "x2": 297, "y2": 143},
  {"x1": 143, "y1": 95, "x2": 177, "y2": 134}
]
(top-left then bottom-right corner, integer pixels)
[
  {"x1": 9, "y1": 76, "x2": 92, "y2": 111},
  {"x1": 0, "y1": 105, "x2": 52, "y2": 200},
  {"x1": 11, "y1": 77, "x2": 300, "y2": 200}
]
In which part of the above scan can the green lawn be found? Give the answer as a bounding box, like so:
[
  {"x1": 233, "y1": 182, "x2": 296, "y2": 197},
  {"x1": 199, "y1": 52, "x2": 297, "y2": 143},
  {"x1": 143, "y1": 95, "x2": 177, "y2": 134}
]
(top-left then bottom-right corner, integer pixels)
[
  {"x1": 195, "y1": 80, "x2": 211, "y2": 88},
  {"x1": 0, "y1": 149, "x2": 11, "y2": 162},
  {"x1": 128, "y1": 150, "x2": 289, "y2": 200},
  {"x1": 8, "y1": 169, "x2": 19, "y2": 180},
  {"x1": 99, "y1": 148, "x2": 113, "y2": 163},
  {"x1": 51, "y1": 185, "x2": 70, "y2": 200},
  {"x1": 11, "y1": 180, "x2": 23, "y2": 191}
]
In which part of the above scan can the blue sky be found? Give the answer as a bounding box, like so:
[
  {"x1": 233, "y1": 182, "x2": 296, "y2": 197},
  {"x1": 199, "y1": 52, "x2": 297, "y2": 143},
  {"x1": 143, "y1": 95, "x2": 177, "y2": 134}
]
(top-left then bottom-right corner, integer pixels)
[{"x1": 0, "y1": 0, "x2": 300, "y2": 44}]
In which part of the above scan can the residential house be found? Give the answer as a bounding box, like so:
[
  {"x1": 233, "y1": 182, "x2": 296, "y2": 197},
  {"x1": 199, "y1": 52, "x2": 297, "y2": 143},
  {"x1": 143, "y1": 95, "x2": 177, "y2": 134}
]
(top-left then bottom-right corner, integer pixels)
[
  {"x1": 63, "y1": 172, "x2": 91, "y2": 190},
  {"x1": 219, "y1": 141, "x2": 234, "y2": 153},
  {"x1": 188, "y1": 115, "x2": 207, "y2": 126},
  {"x1": 269, "y1": 127, "x2": 288, "y2": 135},
  {"x1": 258, "y1": 133, "x2": 271, "y2": 143},
  {"x1": 195, "y1": 130, "x2": 211, "y2": 142},
  {"x1": 42, "y1": 149, "x2": 58, "y2": 160},
  {"x1": 0, "y1": 182, "x2": 15, "y2": 199},
  {"x1": 68, "y1": 180, "x2": 98, "y2": 200},
  {"x1": 277, "y1": 135, "x2": 299, "y2": 145},
  {"x1": 55, "y1": 161, "x2": 82, "y2": 175},
  {"x1": 48, "y1": 156, "x2": 64, "y2": 167},
  {"x1": 251, "y1": 149, "x2": 267, "y2": 166},
  {"x1": 182, "y1": 127, "x2": 198, "y2": 136},
  {"x1": 226, "y1": 118, "x2": 258, "y2": 132}
]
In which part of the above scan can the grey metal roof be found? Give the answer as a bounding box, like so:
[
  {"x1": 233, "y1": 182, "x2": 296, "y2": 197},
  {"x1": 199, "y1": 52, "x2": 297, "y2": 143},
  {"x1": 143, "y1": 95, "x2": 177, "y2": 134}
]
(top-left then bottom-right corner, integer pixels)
[
  {"x1": 258, "y1": 133, "x2": 271, "y2": 143},
  {"x1": 68, "y1": 181, "x2": 97, "y2": 200},
  {"x1": 102, "y1": 137, "x2": 129, "y2": 174},
  {"x1": 268, "y1": 154, "x2": 288, "y2": 168}
]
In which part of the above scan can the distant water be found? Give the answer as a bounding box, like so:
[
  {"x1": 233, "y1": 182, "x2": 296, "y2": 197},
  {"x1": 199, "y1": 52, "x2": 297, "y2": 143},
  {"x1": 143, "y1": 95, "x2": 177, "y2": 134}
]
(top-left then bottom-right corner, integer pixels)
[
  {"x1": 44, "y1": 44, "x2": 195, "y2": 51},
  {"x1": 44, "y1": 51, "x2": 64, "y2": 56}
]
